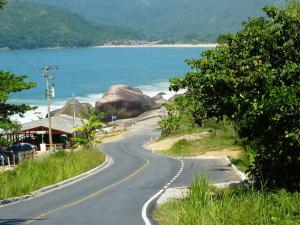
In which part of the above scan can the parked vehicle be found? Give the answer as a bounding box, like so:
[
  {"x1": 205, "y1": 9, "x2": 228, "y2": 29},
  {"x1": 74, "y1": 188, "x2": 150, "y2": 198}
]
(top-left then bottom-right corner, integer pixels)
[
  {"x1": 4, "y1": 143, "x2": 37, "y2": 164},
  {"x1": 0, "y1": 151, "x2": 9, "y2": 165}
]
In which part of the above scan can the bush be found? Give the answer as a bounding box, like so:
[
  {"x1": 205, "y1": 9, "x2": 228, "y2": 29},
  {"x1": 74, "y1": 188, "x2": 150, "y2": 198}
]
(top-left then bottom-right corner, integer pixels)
[{"x1": 159, "y1": 104, "x2": 182, "y2": 136}]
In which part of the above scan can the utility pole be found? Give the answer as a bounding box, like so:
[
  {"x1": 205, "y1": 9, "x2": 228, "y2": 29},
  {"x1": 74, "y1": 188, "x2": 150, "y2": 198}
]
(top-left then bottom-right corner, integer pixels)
[
  {"x1": 41, "y1": 66, "x2": 58, "y2": 151},
  {"x1": 72, "y1": 93, "x2": 76, "y2": 138}
]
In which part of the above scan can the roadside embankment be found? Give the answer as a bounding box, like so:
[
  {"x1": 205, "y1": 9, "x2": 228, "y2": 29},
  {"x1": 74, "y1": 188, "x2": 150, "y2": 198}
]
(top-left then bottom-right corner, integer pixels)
[
  {"x1": 144, "y1": 126, "x2": 243, "y2": 159},
  {"x1": 154, "y1": 178, "x2": 300, "y2": 225},
  {"x1": 148, "y1": 121, "x2": 299, "y2": 225},
  {"x1": 0, "y1": 148, "x2": 105, "y2": 200}
]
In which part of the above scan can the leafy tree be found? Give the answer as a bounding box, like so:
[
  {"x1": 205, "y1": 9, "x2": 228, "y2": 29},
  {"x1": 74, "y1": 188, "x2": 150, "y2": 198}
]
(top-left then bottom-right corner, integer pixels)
[
  {"x1": 170, "y1": 2, "x2": 300, "y2": 190},
  {"x1": 0, "y1": 72, "x2": 36, "y2": 147}
]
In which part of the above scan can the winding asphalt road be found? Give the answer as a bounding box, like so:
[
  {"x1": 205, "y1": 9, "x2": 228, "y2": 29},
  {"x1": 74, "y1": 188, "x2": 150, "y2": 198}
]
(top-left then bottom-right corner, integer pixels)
[{"x1": 0, "y1": 128, "x2": 241, "y2": 225}]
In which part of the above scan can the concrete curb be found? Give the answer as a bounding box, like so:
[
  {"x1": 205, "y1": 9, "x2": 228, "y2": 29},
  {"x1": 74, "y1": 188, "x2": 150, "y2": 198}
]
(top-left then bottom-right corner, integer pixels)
[
  {"x1": 0, "y1": 156, "x2": 113, "y2": 206},
  {"x1": 154, "y1": 156, "x2": 249, "y2": 207},
  {"x1": 149, "y1": 147, "x2": 248, "y2": 181},
  {"x1": 224, "y1": 156, "x2": 248, "y2": 181}
]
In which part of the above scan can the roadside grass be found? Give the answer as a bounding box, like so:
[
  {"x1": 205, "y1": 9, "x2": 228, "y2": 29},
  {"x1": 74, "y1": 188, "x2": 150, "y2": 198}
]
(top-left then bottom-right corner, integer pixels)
[
  {"x1": 154, "y1": 178, "x2": 300, "y2": 225},
  {"x1": 230, "y1": 151, "x2": 252, "y2": 172},
  {"x1": 0, "y1": 148, "x2": 105, "y2": 199},
  {"x1": 158, "y1": 124, "x2": 243, "y2": 157},
  {"x1": 158, "y1": 126, "x2": 211, "y2": 141}
]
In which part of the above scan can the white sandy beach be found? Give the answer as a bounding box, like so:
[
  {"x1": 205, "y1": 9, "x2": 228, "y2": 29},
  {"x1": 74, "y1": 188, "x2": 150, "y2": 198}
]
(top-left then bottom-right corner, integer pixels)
[{"x1": 93, "y1": 43, "x2": 217, "y2": 48}]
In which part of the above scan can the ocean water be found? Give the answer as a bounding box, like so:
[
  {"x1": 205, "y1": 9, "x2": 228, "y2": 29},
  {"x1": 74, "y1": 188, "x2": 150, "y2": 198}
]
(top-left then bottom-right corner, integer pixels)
[{"x1": 0, "y1": 47, "x2": 208, "y2": 123}]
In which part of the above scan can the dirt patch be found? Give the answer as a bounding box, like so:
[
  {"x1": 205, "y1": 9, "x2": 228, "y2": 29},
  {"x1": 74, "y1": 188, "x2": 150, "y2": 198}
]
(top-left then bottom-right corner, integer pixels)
[
  {"x1": 96, "y1": 131, "x2": 128, "y2": 143},
  {"x1": 199, "y1": 147, "x2": 243, "y2": 159},
  {"x1": 144, "y1": 132, "x2": 211, "y2": 151}
]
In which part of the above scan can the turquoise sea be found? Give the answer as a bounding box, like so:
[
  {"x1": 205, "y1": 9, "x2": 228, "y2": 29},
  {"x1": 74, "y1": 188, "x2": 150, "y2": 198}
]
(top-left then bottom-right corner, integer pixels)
[{"x1": 0, "y1": 47, "x2": 208, "y2": 122}]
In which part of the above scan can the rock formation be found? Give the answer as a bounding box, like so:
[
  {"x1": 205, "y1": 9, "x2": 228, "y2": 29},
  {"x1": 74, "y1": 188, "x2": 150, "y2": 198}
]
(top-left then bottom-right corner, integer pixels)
[
  {"x1": 51, "y1": 99, "x2": 93, "y2": 118},
  {"x1": 152, "y1": 92, "x2": 166, "y2": 101},
  {"x1": 95, "y1": 84, "x2": 159, "y2": 120}
]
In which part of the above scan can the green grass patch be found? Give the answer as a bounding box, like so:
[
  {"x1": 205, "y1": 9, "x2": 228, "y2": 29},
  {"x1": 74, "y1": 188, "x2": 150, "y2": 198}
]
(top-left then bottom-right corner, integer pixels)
[
  {"x1": 158, "y1": 126, "x2": 212, "y2": 141},
  {"x1": 0, "y1": 148, "x2": 105, "y2": 199},
  {"x1": 230, "y1": 151, "x2": 252, "y2": 172},
  {"x1": 159, "y1": 127, "x2": 242, "y2": 157},
  {"x1": 154, "y1": 178, "x2": 300, "y2": 225}
]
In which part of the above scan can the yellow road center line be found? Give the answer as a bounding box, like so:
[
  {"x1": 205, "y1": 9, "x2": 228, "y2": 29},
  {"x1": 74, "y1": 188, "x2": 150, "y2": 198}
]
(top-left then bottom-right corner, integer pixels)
[{"x1": 24, "y1": 157, "x2": 150, "y2": 225}]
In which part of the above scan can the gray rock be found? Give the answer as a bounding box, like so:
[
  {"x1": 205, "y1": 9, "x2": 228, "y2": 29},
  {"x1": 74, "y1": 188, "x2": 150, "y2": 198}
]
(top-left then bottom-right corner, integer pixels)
[
  {"x1": 52, "y1": 99, "x2": 93, "y2": 118},
  {"x1": 95, "y1": 84, "x2": 159, "y2": 120},
  {"x1": 152, "y1": 92, "x2": 166, "y2": 101}
]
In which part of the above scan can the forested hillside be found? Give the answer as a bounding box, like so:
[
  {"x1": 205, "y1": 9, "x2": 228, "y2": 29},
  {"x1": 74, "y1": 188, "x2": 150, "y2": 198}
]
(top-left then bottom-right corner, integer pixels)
[
  {"x1": 30, "y1": 0, "x2": 288, "y2": 41},
  {"x1": 0, "y1": 1, "x2": 144, "y2": 49}
]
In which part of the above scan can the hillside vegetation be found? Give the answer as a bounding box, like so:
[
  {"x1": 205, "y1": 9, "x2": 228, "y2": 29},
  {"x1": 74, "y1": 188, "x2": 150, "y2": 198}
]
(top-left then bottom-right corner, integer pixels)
[
  {"x1": 30, "y1": 0, "x2": 287, "y2": 41},
  {"x1": 0, "y1": 1, "x2": 144, "y2": 49}
]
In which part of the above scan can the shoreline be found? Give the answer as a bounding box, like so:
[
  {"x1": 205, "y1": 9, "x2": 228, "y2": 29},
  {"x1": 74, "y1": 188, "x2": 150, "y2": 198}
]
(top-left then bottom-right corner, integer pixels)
[
  {"x1": 11, "y1": 87, "x2": 185, "y2": 124},
  {"x1": 0, "y1": 43, "x2": 217, "y2": 52},
  {"x1": 93, "y1": 43, "x2": 217, "y2": 48}
]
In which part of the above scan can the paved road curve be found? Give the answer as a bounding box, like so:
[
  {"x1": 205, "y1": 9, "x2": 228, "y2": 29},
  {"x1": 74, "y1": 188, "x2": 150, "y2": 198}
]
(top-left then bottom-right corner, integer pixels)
[{"x1": 0, "y1": 129, "x2": 241, "y2": 225}]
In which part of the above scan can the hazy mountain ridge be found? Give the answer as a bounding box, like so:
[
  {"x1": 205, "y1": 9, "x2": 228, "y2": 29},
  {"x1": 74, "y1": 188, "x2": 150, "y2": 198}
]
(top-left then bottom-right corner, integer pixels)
[
  {"x1": 0, "y1": 1, "x2": 145, "y2": 49},
  {"x1": 29, "y1": 0, "x2": 288, "y2": 41}
]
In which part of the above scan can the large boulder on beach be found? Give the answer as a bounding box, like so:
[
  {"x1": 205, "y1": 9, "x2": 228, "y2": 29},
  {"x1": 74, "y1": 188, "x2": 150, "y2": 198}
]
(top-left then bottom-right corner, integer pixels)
[
  {"x1": 152, "y1": 92, "x2": 168, "y2": 105},
  {"x1": 51, "y1": 99, "x2": 93, "y2": 118},
  {"x1": 152, "y1": 92, "x2": 166, "y2": 101},
  {"x1": 95, "y1": 84, "x2": 159, "y2": 120}
]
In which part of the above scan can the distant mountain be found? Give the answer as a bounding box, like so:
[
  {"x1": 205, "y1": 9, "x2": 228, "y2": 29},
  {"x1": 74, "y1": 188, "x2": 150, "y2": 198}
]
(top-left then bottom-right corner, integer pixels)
[
  {"x1": 0, "y1": 1, "x2": 144, "y2": 49},
  {"x1": 29, "y1": 0, "x2": 288, "y2": 41}
]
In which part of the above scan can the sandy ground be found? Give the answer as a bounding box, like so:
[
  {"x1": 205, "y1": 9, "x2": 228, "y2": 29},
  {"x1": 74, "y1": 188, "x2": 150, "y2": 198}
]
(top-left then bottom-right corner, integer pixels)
[{"x1": 200, "y1": 148, "x2": 242, "y2": 159}]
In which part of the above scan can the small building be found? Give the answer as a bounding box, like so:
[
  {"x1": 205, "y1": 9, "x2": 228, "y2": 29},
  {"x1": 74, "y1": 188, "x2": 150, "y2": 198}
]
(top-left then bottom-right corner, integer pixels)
[{"x1": 4, "y1": 114, "x2": 86, "y2": 151}]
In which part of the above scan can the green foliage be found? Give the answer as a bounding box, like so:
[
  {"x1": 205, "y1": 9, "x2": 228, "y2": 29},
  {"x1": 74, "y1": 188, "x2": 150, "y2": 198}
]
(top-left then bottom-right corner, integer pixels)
[
  {"x1": 0, "y1": 0, "x2": 6, "y2": 9},
  {"x1": 159, "y1": 94, "x2": 207, "y2": 136},
  {"x1": 154, "y1": 178, "x2": 300, "y2": 225},
  {"x1": 160, "y1": 120, "x2": 242, "y2": 157},
  {"x1": 230, "y1": 147, "x2": 255, "y2": 172},
  {"x1": 74, "y1": 111, "x2": 105, "y2": 149},
  {"x1": 174, "y1": 94, "x2": 206, "y2": 127},
  {"x1": 158, "y1": 104, "x2": 181, "y2": 136},
  {"x1": 0, "y1": 148, "x2": 105, "y2": 199},
  {"x1": 0, "y1": 70, "x2": 36, "y2": 147},
  {"x1": 170, "y1": 2, "x2": 300, "y2": 190},
  {"x1": 0, "y1": 1, "x2": 144, "y2": 49},
  {"x1": 31, "y1": 0, "x2": 286, "y2": 41}
]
